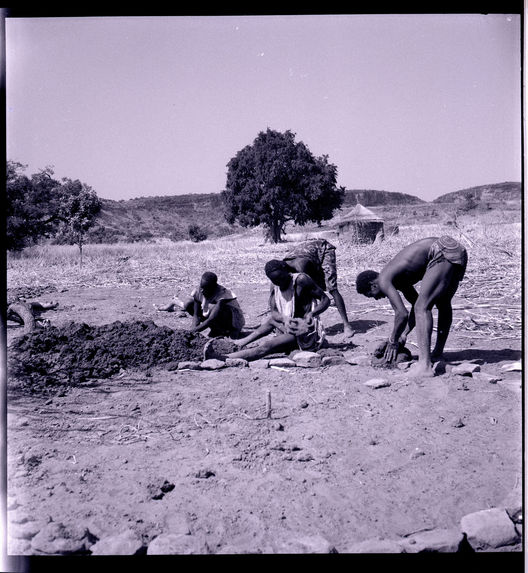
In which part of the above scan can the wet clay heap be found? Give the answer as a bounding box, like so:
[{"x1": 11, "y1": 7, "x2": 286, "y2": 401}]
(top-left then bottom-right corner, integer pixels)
[{"x1": 8, "y1": 320, "x2": 208, "y2": 394}]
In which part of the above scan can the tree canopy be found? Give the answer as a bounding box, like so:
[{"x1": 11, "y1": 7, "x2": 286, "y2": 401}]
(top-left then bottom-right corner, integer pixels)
[
  {"x1": 6, "y1": 161, "x2": 101, "y2": 254},
  {"x1": 221, "y1": 129, "x2": 344, "y2": 242}
]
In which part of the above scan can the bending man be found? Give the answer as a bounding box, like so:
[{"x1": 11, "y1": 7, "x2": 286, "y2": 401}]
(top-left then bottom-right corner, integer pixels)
[
  {"x1": 282, "y1": 238, "x2": 355, "y2": 339},
  {"x1": 355, "y1": 236, "x2": 468, "y2": 377}
]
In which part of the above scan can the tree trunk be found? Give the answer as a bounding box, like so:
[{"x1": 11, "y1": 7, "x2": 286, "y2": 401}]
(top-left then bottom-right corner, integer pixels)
[{"x1": 269, "y1": 219, "x2": 282, "y2": 243}]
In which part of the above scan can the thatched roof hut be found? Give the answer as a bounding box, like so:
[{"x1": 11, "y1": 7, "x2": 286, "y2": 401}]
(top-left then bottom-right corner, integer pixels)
[{"x1": 337, "y1": 203, "x2": 384, "y2": 243}]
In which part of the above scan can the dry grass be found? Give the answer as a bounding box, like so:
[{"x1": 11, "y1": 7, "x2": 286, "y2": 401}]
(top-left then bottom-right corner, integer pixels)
[{"x1": 7, "y1": 216, "x2": 521, "y2": 339}]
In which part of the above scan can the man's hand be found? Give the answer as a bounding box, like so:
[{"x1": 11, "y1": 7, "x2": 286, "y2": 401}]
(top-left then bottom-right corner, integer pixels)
[{"x1": 383, "y1": 339, "x2": 400, "y2": 363}]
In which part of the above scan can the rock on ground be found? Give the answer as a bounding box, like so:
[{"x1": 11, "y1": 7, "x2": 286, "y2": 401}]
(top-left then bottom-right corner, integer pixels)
[{"x1": 460, "y1": 508, "x2": 520, "y2": 550}]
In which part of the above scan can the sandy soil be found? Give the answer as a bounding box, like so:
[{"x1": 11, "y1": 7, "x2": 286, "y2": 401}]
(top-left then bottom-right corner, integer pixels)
[{"x1": 5, "y1": 284, "x2": 523, "y2": 557}]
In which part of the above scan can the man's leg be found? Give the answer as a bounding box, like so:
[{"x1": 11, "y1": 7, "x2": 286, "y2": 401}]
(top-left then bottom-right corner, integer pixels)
[
  {"x1": 227, "y1": 332, "x2": 297, "y2": 361},
  {"x1": 234, "y1": 319, "x2": 275, "y2": 347},
  {"x1": 412, "y1": 261, "x2": 457, "y2": 377},
  {"x1": 329, "y1": 288, "x2": 354, "y2": 338},
  {"x1": 431, "y1": 279, "x2": 460, "y2": 362}
]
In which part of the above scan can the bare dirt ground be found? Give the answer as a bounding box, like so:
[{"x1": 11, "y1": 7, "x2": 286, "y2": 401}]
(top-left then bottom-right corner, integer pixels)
[{"x1": 5, "y1": 284, "x2": 523, "y2": 560}]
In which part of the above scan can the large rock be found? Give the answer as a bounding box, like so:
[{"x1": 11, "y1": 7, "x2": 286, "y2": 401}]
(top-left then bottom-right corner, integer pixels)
[
  {"x1": 322, "y1": 355, "x2": 348, "y2": 367},
  {"x1": 177, "y1": 361, "x2": 202, "y2": 370},
  {"x1": 200, "y1": 358, "x2": 225, "y2": 370},
  {"x1": 460, "y1": 508, "x2": 520, "y2": 550},
  {"x1": 399, "y1": 527, "x2": 464, "y2": 553},
  {"x1": 250, "y1": 359, "x2": 270, "y2": 369},
  {"x1": 269, "y1": 358, "x2": 297, "y2": 368},
  {"x1": 90, "y1": 529, "x2": 144, "y2": 555},
  {"x1": 451, "y1": 363, "x2": 481, "y2": 376},
  {"x1": 9, "y1": 520, "x2": 44, "y2": 540},
  {"x1": 364, "y1": 378, "x2": 391, "y2": 389},
  {"x1": 346, "y1": 537, "x2": 405, "y2": 553},
  {"x1": 278, "y1": 534, "x2": 336, "y2": 554},
  {"x1": 31, "y1": 522, "x2": 91, "y2": 555},
  {"x1": 225, "y1": 358, "x2": 249, "y2": 368},
  {"x1": 146, "y1": 533, "x2": 207, "y2": 555},
  {"x1": 292, "y1": 351, "x2": 322, "y2": 368}
]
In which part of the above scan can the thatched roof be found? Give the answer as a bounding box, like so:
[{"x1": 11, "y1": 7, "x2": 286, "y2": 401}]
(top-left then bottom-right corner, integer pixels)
[{"x1": 338, "y1": 203, "x2": 384, "y2": 224}]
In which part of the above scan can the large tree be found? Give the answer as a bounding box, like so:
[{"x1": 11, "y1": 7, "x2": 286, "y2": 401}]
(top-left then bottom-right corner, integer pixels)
[
  {"x1": 6, "y1": 162, "x2": 64, "y2": 251},
  {"x1": 6, "y1": 162, "x2": 101, "y2": 259},
  {"x1": 222, "y1": 129, "x2": 344, "y2": 243}
]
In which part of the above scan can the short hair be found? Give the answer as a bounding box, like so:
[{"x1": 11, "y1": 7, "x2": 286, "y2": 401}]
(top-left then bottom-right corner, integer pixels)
[
  {"x1": 264, "y1": 259, "x2": 290, "y2": 277},
  {"x1": 200, "y1": 271, "x2": 218, "y2": 287},
  {"x1": 356, "y1": 270, "x2": 379, "y2": 295}
]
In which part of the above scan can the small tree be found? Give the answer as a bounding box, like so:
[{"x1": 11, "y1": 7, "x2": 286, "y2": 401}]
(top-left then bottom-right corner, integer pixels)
[
  {"x1": 188, "y1": 224, "x2": 208, "y2": 242},
  {"x1": 55, "y1": 179, "x2": 101, "y2": 266},
  {"x1": 222, "y1": 129, "x2": 344, "y2": 243}
]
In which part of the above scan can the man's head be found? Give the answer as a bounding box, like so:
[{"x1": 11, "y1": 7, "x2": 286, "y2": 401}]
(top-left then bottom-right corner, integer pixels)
[
  {"x1": 264, "y1": 259, "x2": 292, "y2": 289},
  {"x1": 356, "y1": 270, "x2": 384, "y2": 299},
  {"x1": 200, "y1": 272, "x2": 218, "y2": 297}
]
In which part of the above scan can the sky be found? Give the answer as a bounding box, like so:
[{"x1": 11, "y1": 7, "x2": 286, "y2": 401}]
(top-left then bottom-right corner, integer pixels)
[{"x1": 5, "y1": 13, "x2": 522, "y2": 202}]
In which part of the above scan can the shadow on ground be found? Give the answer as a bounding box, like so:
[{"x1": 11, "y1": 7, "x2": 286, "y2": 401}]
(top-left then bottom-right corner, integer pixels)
[{"x1": 443, "y1": 348, "x2": 521, "y2": 365}]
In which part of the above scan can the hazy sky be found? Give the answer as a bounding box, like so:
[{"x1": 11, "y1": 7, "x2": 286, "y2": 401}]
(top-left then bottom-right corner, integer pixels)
[{"x1": 5, "y1": 13, "x2": 522, "y2": 202}]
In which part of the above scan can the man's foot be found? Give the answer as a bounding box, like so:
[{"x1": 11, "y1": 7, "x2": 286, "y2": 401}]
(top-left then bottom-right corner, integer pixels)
[
  {"x1": 343, "y1": 326, "x2": 355, "y2": 339},
  {"x1": 408, "y1": 362, "x2": 435, "y2": 378}
]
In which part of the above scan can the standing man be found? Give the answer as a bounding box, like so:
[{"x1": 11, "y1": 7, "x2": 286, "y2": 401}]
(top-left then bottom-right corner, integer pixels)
[
  {"x1": 355, "y1": 235, "x2": 468, "y2": 377},
  {"x1": 282, "y1": 238, "x2": 355, "y2": 339}
]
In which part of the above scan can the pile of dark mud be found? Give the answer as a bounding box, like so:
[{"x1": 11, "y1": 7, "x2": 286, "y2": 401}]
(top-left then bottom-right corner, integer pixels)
[{"x1": 8, "y1": 320, "x2": 209, "y2": 395}]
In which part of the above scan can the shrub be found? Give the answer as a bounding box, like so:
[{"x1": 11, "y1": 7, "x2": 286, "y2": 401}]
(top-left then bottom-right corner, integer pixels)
[{"x1": 188, "y1": 224, "x2": 208, "y2": 242}]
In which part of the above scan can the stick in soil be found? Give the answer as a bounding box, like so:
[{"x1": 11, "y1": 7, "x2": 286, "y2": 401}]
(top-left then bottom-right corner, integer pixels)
[{"x1": 266, "y1": 390, "x2": 272, "y2": 419}]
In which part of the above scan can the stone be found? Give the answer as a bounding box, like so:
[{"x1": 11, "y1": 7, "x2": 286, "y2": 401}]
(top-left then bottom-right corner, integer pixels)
[
  {"x1": 451, "y1": 363, "x2": 481, "y2": 376},
  {"x1": 364, "y1": 378, "x2": 391, "y2": 389},
  {"x1": 279, "y1": 534, "x2": 337, "y2": 553},
  {"x1": 346, "y1": 537, "x2": 405, "y2": 553},
  {"x1": 225, "y1": 358, "x2": 249, "y2": 368},
  {"x1": 7, "y1": 537, "x2": 31, "y2": 555},
  {"x1": 410, "y1": 448, "x2": 426, "y2": 459},
  {"x1": 399, "y1": 527, "x2": 464, "y2": 553},
  {"x1": 432, "y1": 361, "x2": 446, "y2": 375},
  {"x1": 9, "y1": 520, "x2": 43, "y2": 540},
  {"x1": 90, "y1": 529, "x2": 144, "y2": 555},
  {"x1": 200, "y1": 359, "x2": 225, "y2": 370},
  {"x1": 473, "y1": 372, "x2": 502, "y2": 384},
  {"x1": 292, "y1": 351, "x2": 322, "y2": 368},
  {"x1": 250, "y1": 359, "x2": 270, "y2": 369},
  {"x1": 177, "y1": 361, "x2": 202, "y2": 370},
  {"x1": 322, "y1": 355, "x2": 348, "y2": 367},
  {"x1": 460, "y1": 508, "x2": 520, "y2": 550},
  {"x1": 31, "y1": 522, "x2": 90, "y2": 554},
  {"x1": 450, "y1": 417, "x2": 465, "y2": 428},
  {"x1": 163, "y1": 513, "x2": 191, "y2": 535},
  {"x1": 147, "y1": 533, "x2": 206, "y2": 555},
  {"x1": 268, "y1": 358, "x2": 297, "y2": 368}
]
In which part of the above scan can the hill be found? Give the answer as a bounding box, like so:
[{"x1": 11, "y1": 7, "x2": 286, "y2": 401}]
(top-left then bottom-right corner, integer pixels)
[
  {"x1": 343, "y1": 189, "x2": 425, "y2": 207},
  {"x1": 87, "y1": 189, "x2": 425, "y2": 244},
  {"x1": 433, "y1": 182, "x2": 521, "y2": 204}
]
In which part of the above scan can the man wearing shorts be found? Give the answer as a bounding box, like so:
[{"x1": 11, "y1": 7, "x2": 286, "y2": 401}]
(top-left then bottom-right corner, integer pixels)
[
  {"x1": 355, "y1": 236, "x2": 468, "y2": 377},
  {"x1": 283, "y1": 238, "x2": 355, "y2": 339}
]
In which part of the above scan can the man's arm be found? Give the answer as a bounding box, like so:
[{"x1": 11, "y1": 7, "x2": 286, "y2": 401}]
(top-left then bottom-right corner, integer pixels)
[
  {"x1": 268, "y1": 290, "x2": 288, "y2": 332},
  {"x1": 297, "y1": 274, "x2": 330, "y2": 319},
  {"x1": 399, "y1": 286, "x2": 419, "y2": 344}
]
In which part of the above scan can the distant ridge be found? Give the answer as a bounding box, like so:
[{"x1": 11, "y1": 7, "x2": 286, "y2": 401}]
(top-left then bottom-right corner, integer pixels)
[
  {"x1": 343, "y1": 189, "x2": 425, "y2": 206},
  {"x1": 433, "y1": 182, "x2": 521, "y2": 203}
]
